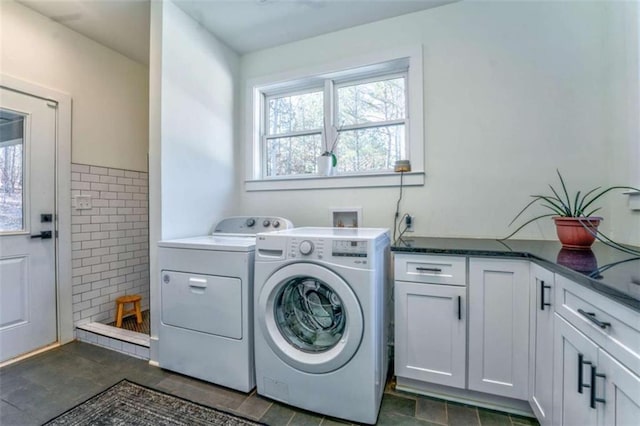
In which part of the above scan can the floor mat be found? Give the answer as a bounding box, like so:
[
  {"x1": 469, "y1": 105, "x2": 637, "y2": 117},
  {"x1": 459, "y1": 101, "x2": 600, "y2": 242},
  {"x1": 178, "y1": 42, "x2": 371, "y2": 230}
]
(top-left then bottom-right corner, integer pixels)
[
  {"x1": 107, "y1": 309, "x2": 150, "y2": 335},
  {"x1": 43, "y1": 380, "x2": 264, "y2": 426}
]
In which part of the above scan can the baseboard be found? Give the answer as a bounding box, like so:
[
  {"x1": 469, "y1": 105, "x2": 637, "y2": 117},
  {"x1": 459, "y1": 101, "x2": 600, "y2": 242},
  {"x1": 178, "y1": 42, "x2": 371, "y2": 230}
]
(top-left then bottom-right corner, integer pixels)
[{"x1": 395, "y1": 376, "x2": 535, "y2": 418}]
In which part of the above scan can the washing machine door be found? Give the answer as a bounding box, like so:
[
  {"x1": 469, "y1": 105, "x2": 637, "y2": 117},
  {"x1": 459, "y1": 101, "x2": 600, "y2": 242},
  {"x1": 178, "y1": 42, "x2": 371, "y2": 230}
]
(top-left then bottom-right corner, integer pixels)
[{"x1": 257, "y1": 262, "x2": 364, "y2": 374}]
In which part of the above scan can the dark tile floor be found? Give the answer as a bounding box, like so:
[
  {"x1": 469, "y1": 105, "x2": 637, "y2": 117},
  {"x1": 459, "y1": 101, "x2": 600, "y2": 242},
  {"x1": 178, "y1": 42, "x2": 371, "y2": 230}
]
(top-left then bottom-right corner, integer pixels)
[{"x1": 0, "y1": 342, "x2": 539, "y2": 426}]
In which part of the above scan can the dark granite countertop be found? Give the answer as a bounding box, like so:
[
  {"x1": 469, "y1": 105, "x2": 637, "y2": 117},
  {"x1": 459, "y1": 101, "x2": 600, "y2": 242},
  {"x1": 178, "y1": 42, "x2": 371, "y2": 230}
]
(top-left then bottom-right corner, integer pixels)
[{"x1": 392, "y1": 237, "x2": 640, "y2": 312}]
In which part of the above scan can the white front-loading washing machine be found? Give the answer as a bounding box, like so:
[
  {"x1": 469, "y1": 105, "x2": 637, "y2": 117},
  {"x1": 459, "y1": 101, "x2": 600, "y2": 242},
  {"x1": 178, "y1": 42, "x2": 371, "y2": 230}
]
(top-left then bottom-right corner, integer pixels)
[
  {"x1": 254, "y1": 227, "x2": 390, "y2": 424},
  {"x1": 157, "y1": 216, "x2": 292, "y2": 392}
]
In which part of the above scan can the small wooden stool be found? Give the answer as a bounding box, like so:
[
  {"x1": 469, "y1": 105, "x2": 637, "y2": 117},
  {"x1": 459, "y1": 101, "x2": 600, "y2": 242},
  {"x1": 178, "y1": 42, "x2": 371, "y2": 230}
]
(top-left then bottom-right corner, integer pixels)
[{"x1": 115, "y1": 294, "x2": 142, "y2": 328}]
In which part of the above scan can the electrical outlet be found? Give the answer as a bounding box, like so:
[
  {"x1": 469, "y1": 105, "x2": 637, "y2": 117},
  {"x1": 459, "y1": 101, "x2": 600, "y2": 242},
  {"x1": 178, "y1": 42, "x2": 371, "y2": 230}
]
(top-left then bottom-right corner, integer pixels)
[
  {"x1": 74, "y1": 194, "x2": 92, "y2": 210},
  {"x1": 405, "y1": 214, "x2": 414, "y2": 232}
]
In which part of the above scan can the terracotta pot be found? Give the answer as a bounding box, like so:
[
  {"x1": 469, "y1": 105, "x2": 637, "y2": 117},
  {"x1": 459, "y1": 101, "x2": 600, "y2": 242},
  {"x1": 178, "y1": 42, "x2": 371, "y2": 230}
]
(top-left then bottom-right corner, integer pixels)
[{"x1": 553, "y1": 217, "x2": 602, "y2": 250}]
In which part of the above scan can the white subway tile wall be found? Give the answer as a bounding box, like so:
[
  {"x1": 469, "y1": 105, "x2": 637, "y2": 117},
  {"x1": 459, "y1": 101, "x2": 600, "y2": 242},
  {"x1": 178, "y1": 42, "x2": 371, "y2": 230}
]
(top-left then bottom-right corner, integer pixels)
[{"x1": 71, "y1": 164, "x2": 149, "y2": 325}]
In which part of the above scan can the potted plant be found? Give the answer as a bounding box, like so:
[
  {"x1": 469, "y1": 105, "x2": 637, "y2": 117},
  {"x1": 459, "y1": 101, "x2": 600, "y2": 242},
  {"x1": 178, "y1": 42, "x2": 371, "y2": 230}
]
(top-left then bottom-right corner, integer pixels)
[
  {"x1": 504, "y1": 170, "x2": 639, "y2": 249},
  {"x1": 317, "y1": 123, "x2": 339, "y2": 176}
]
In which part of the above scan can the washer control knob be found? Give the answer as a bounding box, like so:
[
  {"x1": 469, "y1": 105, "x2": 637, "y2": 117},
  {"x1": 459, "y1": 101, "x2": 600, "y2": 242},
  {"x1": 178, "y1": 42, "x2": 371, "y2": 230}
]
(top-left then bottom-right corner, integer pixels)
[
  {"x1": 263, "y1": 219, "x2": 271, "y2": 227},
  {"x1": 272, "y1": 220, "x2": 280, "y2": 228},
  {"x1": 299, "y1": 240, "x2": 314, "y2": 255},
  {"x1": 245, "y1": 218, "x2": 255, "y2": 227}
]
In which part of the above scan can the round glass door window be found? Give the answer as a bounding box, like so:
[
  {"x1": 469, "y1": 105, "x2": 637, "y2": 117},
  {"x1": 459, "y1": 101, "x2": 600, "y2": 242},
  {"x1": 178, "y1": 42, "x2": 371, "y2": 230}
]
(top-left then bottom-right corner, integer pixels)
[{"x1": 275, "y1": 276, "x2": 346, "y2": 353}]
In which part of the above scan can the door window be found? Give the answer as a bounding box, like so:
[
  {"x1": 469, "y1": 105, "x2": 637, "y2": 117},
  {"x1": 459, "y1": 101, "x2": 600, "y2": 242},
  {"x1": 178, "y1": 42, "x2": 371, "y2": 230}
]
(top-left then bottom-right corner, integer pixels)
[
  {"x1": 0, "y1": 109, "x2": 25, "y2": 232},
  {"x1": 275, "y1": 276, "x2": 345, "y2": 352}
]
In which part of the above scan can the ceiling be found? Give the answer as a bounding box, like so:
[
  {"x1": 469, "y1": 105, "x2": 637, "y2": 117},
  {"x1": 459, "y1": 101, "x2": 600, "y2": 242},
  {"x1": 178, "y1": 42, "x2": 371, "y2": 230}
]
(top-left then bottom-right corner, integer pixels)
[
  {"x1": 18, "y1": 0, "x2": 457, "y2": 66},
  {"x1": 18, "y1": 0, "x2": 151, "y2": 65}
]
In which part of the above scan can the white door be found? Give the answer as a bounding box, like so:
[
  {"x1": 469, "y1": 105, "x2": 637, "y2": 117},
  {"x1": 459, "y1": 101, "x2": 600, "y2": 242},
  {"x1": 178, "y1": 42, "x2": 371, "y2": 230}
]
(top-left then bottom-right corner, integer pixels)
[
  {"x1": 529, "y1": 264, "x2": 555, "y2": 425},
  {"x1": 597, "y1": 348, "x2": 640, "y2": 426},
  {"x1": 552, "y1": 315, "x2": 598, "y2": 426},
  {"x1": 395, "y1": 281, "x2": 466, "y2": 389},
  {"x1": 468, "y1": 259, "x2": 530, "y2": 399},
  {"x1": 0, "y1": 87, "x2": 57, "y2": 362}
]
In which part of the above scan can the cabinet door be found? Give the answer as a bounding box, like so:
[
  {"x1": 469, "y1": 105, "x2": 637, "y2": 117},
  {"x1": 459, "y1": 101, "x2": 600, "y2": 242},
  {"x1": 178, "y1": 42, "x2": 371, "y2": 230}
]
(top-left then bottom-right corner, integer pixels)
[
  {"x1": 468, "y1": 259, "x2": 530, "y2": 399},
  {"x1": 553, "y1": 315, "x2": 598, "y2": 426},
  {"x1": 529, "y1": 264, "x2": 555, "y2": 425},
  {"x1": 395, "y1": 281, "x2": 466, "y2": 389},
  {"x1": 597, "y1": 349, "x2": 640, "y2": 426}
]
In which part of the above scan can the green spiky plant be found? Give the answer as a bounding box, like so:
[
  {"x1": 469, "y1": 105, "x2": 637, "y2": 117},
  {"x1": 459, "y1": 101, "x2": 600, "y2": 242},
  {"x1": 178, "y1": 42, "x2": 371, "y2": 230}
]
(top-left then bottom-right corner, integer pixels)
[{"x1": 502, "y1": 170, "x2": 640, "y2": 240}]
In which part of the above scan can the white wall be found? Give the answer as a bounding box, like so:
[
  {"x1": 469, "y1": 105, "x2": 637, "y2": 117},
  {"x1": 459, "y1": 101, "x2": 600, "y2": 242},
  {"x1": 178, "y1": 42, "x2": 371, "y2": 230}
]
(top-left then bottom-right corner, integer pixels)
[
  {"x1": 605, "y1": 2, "x2": 640, "y2": 245},
  {"x1": 149, "y1": 0, "x2": 240, "y2": 361},
  {"x1": 239, "y1": 1, "x2": 639, "y2": 245},
  {"x1": 0, "y1": 0, "x2": 149, "y2": 172},
  {"x1": 158, "y1": 0, "x2": 239, "y2": 240}
]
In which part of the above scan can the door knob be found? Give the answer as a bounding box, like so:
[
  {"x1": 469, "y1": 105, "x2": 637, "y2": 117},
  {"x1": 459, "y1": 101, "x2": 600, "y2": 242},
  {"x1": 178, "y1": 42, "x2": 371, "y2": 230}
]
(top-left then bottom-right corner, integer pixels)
[{"x1": 31, "y1": 231, "x2": 52, "y2": 239}]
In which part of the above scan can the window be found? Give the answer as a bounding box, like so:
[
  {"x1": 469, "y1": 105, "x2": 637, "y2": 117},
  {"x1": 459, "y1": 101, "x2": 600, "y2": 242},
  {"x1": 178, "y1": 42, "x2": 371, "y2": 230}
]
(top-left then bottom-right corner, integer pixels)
[
  {"x1": 246, "y1": 47, "x2": 424, "y2": 191},
  {"x1": 334, "y1": 75, "x2": 406, "y2": 174},
  {"x1": 0, "y1": 110, "x2": 25, "y2": 232},
  {"x1": 265, "y1": 89, "x2": 324, "y2": 177}
]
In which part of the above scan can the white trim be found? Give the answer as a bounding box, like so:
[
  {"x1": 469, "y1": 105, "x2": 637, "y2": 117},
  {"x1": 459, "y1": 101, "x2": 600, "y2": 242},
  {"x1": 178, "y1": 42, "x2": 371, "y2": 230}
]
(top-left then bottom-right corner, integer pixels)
[
  {"x1": 246, "y1": 171, "x2": 424, "y2": 191},
  {"x1": 244, "y1": 45, "x2": 424, "y2": 189},
  {"x1": 626, "y1": 191, "x2": 640, "y2": 210},
  {"x1": 0, "y1": 74, "x2": 73, "y2": 346},
  {"x1": 148, "y1": 0, "x2": 163, "y2": 364}
]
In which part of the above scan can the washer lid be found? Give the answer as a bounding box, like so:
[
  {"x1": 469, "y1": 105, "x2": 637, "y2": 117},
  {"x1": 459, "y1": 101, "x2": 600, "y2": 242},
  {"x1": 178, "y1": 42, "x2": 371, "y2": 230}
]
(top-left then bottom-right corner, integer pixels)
[{"x1": 158, "y1": 235, "x2": 255, "y2": 252}]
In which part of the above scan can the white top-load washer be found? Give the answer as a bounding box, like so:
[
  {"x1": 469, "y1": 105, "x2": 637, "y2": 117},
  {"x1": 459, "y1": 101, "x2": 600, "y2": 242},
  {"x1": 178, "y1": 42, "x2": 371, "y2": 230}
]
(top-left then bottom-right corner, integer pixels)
[
  {"x1": 157, "y1": 216, "x2": 293, "y2": 392},
  {"x1": 253, "y1": 227, "x2": 390, "y2": 424}
]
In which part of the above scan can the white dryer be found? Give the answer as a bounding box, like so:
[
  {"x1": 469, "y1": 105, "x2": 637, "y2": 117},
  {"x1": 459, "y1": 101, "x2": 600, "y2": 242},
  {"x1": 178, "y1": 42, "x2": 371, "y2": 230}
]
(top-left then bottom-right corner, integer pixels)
[
  {"x1": 157, "y1": 216, "x2": 292, "y2": 392},
  {"x1": 254, "y1": 227, "x2": 390, "y2": 424}
]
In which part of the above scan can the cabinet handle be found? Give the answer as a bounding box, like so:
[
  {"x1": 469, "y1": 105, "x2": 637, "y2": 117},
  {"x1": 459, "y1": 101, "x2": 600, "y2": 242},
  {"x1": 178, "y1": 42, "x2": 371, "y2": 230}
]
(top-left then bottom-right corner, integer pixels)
[
  {"x1": 457, "y1": 296, "x2": 462, "y2": 320},
  {"x1": 416, "y1": 267, "x2": 442, "y2": 273},
  {"x1": 578, "y1": 309, "x2": 611, "y2": 329},
  {"x1": 590, "y1": 366, "x2": 606, "y2": 409},
  {"x1": 540, "y1": 279, "x2": 551, "y2": 311},
  {"x1": 578, "y1": 353, "x2": 592, "y2": 393}
]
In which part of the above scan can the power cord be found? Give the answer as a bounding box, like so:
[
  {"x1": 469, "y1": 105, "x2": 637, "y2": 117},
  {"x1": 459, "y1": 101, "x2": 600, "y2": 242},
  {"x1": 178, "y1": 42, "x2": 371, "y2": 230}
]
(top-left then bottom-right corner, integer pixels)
[
  {"x1": 392, "y1": 171, "x2": 405, "y2": 244},
  {"x1": 396, "y1": 213, "x2": 410, "y2": 245}
]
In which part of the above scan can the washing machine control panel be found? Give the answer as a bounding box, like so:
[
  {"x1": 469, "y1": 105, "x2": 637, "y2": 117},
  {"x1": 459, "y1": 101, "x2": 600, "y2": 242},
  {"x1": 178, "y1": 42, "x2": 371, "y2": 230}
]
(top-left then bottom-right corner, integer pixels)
[
  {"x1": 213, "y1": 216, "x2": 293, "y2": 234},
  {"x1": 332, "y1": 240, "x2": 368, "y2": 257},
  {"x1": 289, "y1": 238, "x2": 368, "y2": 263}
]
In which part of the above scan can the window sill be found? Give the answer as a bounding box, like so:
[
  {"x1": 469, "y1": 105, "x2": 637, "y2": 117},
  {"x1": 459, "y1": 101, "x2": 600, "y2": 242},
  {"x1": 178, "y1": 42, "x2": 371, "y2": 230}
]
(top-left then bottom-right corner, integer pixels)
[{"x1": 245, "y1": 171, "x2": 425, "y2": 192}]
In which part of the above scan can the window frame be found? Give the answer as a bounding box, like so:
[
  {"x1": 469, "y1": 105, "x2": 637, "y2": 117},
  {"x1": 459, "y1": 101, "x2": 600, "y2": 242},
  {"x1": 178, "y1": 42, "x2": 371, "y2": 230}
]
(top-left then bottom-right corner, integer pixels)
[{"x1": 245, "y1": 46, "x2": 425, "y2": 191}]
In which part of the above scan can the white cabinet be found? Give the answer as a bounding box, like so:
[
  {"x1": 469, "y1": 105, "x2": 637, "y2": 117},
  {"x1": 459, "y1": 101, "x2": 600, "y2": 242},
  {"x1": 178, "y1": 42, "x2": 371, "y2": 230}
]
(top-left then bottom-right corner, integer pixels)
[
  {"x1": 394, "y1": 254, "x2": 466, "y2": 389},
  {"x1": 552, "y1": 315, "x2": 640, "y2": 426},
  {"x1": 597, "y1": 349, "x2": 640, "y2": 426},
  {"x1": 393, "y1": 251, "x2": 639, "y2": 425},
  {"x1": 553, "y1": 275, "x2": 640, "y2": 426},
  {"x1": 395, "y1": 255, "x2": 531, "y2": 403},
  {"x1": 528, "y1": 264, "x2": 555, "y2": 425},
  {"x1": 468, "y1": 259, "x2": 530, "y2": 400},
  {"x1": 553, "y1": 315, "x2": 598, "y2": 426}
]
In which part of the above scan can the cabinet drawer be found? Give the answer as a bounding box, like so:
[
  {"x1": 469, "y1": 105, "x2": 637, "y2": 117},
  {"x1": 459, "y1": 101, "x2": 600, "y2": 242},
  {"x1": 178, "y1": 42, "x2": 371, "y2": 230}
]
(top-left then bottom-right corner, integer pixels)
[
  {"x1": 555, "y1": 274, "x2": 640, "y2": 376},
  {"x1": 395, "y1": 254, "x2": 466, "y2": 286}
]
